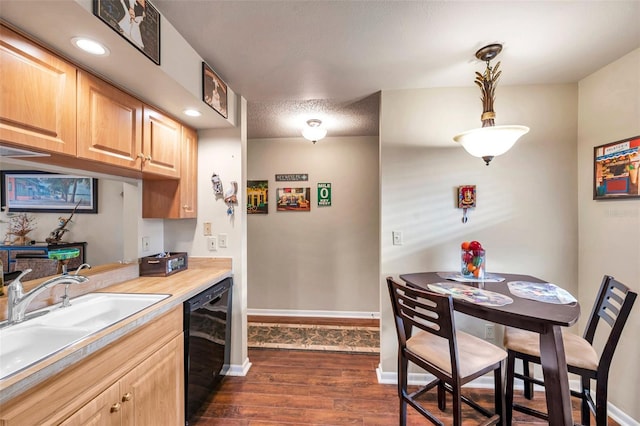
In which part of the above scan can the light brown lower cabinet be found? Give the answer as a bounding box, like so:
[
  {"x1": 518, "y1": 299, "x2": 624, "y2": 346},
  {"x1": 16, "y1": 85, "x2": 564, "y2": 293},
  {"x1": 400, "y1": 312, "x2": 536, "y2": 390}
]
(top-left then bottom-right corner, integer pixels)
[
  {"x1": 60, "y1": 335, "x2": 183, "y2": 426},
  {"x1": 0, "y1": 306, "x2": 184, "y2": 425}
]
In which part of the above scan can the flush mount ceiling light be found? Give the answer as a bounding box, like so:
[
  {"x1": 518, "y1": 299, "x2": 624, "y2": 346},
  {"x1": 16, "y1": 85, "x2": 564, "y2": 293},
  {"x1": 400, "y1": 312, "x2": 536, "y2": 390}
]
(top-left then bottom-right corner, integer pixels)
[
  {"x1": 71, "y1": 37, "x2": 109, "y2": 56},
  {"x1": 183, "y1": 109, "x2": 202, "y2": 117},
  {"x1": 453, "y1": 43, "x2": 529, "y2": 165},
  {"x1": 302, "y1": 119, "x2": 327, "y2": 144}
]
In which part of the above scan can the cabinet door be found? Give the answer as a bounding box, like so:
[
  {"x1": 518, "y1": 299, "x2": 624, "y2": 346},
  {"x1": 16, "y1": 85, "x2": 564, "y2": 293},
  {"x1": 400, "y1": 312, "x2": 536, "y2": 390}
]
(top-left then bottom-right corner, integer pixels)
[
  {"x1": 59, "y1": 382, "x2": 121, "y2": 426},
  {"x1": 120, "y1": 334, "x2": 184, "y2": 425},
  {"x1": 77, "y1": 70, "x2": 143, "y2": 170},
  {"x1": 179, "y1": 126, "x2": 198, "y2": 218},
  {"x1": 142, "y1": 106, "x2": 181, "y2": 178},
  {"x1": 0, "y1": 25, "x2": 77, "y2": 155}
]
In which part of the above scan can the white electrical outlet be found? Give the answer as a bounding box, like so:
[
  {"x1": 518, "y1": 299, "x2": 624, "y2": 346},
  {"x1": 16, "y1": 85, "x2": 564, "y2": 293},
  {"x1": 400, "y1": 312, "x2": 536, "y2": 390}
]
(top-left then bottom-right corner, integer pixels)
[
  {"x1": 207, "y1": 236, "x2": 217, "y2": 251},
  {"x1": 392, "y1": 231, "x2": 403, "y2": 245},
  {"x1": 219, "y1": 233, "x2": 228, "y2": 248},
  {"x1": 485, "y1": 324, "x2": 495, "y2": 341},
  {"x1": 142, "y1": 236, "x2": 150, "y2": 252},
  {"x1": 203, "y1": 222, "x2": 212, "y2": 236}
]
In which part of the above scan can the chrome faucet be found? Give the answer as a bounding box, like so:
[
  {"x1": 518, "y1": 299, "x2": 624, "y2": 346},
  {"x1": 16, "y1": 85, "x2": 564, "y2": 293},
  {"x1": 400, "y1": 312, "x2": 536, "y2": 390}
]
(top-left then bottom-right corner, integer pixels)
[
  {"x1": 6, "y1": 269, "x2": 89, "y2": 325},
  {"x1": 60, "y1": 263, "x2": 92, "y2": 307}
]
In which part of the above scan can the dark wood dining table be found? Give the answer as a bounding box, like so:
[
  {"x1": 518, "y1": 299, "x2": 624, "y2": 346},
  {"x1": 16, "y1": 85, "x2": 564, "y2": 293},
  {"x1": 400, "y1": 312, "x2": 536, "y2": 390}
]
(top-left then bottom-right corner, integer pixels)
[{"x1": 399, "y1": 272, "x2": 581, "y2": 426}]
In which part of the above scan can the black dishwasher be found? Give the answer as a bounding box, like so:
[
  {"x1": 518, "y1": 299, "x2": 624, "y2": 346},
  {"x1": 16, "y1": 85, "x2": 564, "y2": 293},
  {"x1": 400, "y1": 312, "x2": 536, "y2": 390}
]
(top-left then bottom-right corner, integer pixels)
[{"x1": 183, "y1": 277, "x2": 232, "y2": 425}]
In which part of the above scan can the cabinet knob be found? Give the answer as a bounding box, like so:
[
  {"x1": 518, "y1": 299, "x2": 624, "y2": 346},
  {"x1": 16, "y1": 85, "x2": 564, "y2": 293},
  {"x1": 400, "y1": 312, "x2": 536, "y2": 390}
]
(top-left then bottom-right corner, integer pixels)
[
  {"x1": 137, "y1": 153, "x2": 146, "y2": 160},
  {"x1": 110, "y1": 403, "x2": 121, "y2": 413},
  {"x1": 122, "y1": 392, "x2": 132, "y2": 402},
  {"x1": 183, "y1": 205, "x2": 190, "y2": 209},
  {"x1": 146, "y1": 154, "x2": 152, "y2": 161}
]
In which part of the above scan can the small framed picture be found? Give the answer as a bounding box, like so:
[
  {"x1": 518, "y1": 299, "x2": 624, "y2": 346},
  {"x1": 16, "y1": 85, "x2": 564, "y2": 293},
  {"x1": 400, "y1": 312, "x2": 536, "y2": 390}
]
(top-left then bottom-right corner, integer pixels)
[
  {"x1": 277, "y1": 188, "x2": 310, "y2": 212},
  {"x1": 202, "y1": 62, "x2": 228, "y2": 119},
  {"x1": 93, "y1": 0, "x2": 161, "y2": 65},
  {"x1": 593, "y1": 135, "x2": 640, "y2": 200}
]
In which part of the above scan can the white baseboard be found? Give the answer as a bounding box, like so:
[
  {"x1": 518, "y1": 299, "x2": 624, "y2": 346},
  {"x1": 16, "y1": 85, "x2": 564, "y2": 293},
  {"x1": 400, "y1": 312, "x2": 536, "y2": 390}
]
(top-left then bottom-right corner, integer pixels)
[
  {"x1": 247, "y1": 308, "x2": 380, "y2": 319},
  {"x1": 224, "y1": 357, "x2": 252, "y2": 376},
  {"x1": 376, "y1": 364, "x2": 638, "y2": 425}
]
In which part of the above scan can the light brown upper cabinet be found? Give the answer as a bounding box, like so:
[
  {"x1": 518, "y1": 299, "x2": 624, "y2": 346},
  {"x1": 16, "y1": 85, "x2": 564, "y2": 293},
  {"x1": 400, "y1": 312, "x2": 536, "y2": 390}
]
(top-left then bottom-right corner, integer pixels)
[
  {"x1": 142, "y1": 106, "x2": 181, "y2": 179},
  {"x1": 142, "y1": 125, "x2": 197, "y2": 218},
  {"x1": 179, "y1": 125, "x2": 198, "y2": 217},
  {"x1": 0, "y1": 25, "x2": 77, "y2": 156},
  {"x1": 77, "y1": 71, "x2": 180, "y2": 179},
  {"x1": 77, "y1": 70, "x2": 143, "y2": 171}
]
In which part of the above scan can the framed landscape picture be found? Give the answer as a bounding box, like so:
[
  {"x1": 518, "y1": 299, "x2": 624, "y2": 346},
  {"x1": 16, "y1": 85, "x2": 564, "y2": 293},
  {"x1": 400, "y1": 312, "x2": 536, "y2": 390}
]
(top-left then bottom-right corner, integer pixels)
[
  {"x1": 593, "y1": 135, "x2": 640, "y2": 200},
  {"x1": 1, "y1": 171, "x2": 98, "y2": 213},
  {"x1": 94, "y1": 0, "x2": 161, "y2": 65}
]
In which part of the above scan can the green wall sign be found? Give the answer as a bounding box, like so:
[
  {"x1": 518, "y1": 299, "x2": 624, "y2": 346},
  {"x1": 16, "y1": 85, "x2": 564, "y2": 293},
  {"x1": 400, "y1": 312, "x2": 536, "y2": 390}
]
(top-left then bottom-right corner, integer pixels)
[{"x1": 317, "y1": 183, "x2": 331, "y2": 206}]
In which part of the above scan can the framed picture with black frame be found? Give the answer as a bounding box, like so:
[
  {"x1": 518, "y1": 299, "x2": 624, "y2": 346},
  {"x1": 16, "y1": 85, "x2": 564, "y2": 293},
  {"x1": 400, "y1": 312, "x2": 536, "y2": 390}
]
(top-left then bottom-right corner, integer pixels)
[
  {"x1": 93, "y1": 0, "x2": 161, "y2": 65},
  {"x1": 593, "y1": 135, "x2": 640, "y2": 200},
  {"x1": 202, "y1": 62, "x2": 228, "y2": 119},
  {"x1": 1, "y1": 171, "x2": 98, "y2": 214}
]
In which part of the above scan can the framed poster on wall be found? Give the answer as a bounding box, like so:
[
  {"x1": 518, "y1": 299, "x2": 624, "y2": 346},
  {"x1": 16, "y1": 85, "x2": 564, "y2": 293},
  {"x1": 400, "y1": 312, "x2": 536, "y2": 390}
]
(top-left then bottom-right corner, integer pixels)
[
  {"x1": 94, "y1": 0, "x2": 161, "y2": 65},
  {"x1": 277, "y1": 188, "x2": 310, "y2": 212},
  {"x1": 594, "y1": 135, "x2": 640, "y2": 200}
]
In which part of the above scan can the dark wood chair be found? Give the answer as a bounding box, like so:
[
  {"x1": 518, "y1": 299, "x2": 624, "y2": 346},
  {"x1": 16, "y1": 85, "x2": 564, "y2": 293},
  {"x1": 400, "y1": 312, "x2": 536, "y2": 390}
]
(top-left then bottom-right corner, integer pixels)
[
  {"x1": 504, "y1": 275, "x2": 637, "y2": 425},
  {"x1": 386, "y1": 277, "x2": 506, "y2": 426}
]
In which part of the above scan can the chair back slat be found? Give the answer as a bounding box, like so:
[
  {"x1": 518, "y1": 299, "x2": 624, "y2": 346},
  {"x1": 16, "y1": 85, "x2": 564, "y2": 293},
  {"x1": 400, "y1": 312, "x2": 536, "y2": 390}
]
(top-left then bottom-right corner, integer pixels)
[
  {"x1": 386, "y1": 277, "x2": 459, "y2": 375},
  {"x1": 388, "y1": 278, "x2": 455, "y2": 341},
  {"x1": 598, "y1": 308, "x2": 616, "y2": 328},
  {"x1": 582, "y1": 275, "x2": 637, "y2": 373}
]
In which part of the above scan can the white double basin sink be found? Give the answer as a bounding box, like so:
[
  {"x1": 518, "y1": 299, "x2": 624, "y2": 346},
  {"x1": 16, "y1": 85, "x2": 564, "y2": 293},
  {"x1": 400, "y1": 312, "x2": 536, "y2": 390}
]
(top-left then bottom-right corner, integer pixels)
[{"x1": 0, "y1": 293, "x2": 170, "y2": 380}]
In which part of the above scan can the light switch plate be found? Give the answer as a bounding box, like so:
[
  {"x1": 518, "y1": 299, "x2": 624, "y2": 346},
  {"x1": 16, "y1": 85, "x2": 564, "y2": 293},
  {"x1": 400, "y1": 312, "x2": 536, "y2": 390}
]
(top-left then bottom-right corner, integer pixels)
[
  {"x1": 203, "y1": 222, "x2": 212, "y2": 236},
  {"x1": 219, "y1": 233, "x2": 228, "y2": 248}
]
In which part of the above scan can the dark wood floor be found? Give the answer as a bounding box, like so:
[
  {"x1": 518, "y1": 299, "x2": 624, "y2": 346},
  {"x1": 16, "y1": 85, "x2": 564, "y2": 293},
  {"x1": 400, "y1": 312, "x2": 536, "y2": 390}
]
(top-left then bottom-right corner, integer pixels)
[{"x1": 191, "y1": 348, "x2": 615, "y2": 426}]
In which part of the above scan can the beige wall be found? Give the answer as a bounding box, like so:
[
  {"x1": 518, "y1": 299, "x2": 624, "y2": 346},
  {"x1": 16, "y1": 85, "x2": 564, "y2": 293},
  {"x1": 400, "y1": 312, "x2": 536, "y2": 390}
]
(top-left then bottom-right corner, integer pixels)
[
  {"x1": 577, "y1": 48, "x2": 640, "y2": 421},
  {"x1": 247, "y1": 136, "x2": 380, "y2": 314},
  {"x1": 379, "y1": 84, "x2": 579, "y2": 374}
]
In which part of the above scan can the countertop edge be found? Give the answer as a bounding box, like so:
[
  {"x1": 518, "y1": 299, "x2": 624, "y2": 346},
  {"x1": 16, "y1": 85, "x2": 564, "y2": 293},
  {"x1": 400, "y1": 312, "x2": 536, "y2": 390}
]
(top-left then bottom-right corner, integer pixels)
[{"x1": 0, "y1": 260, "x2": 232, "y2": 405}]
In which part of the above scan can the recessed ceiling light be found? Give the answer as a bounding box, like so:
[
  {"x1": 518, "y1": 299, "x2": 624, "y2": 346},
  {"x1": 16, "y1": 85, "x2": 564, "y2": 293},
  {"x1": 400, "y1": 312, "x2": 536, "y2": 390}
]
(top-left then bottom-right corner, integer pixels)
[
  {"x1": 183, "y1": 109, "x2": 202, "y2": 117},
  {"x1": 71, "y1": 37, "x2": 109, "y2": 56}
]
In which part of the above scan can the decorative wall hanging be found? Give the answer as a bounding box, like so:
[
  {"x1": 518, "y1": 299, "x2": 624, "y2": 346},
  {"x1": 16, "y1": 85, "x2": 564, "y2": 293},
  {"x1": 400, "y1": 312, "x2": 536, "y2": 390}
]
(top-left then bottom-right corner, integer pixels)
[
  {"x1": 202, "y1": 62, "x2": 228, "y2": 118},
  {"x1": 275, "y1": 174, "x2": 308, "y2": 182},
  {"x1": 94, "y1": 0, "x2": 161, "y2": 65},
  {"x1": 458, "y1": 185, "x2": 476, "y2": 223},
  {"x1": 318, "y1": 183, "x2": 332, "y2": 207},
  {"x1": 247, "y1": 180, "x2": 268, "y2": 214},
  {"x1": 277, "y1": 188, "x2": 311, "y2": 212},
  {"x1": 211, "y1": 173, "x2": 223, "y2": 197},
  {"x1": 594, "y1": 135, "x2": 640, "y2": 200},
  {"x1": 224, "y1": 181, "x2": 238, "y2": 216},
  {"x1": 1, "y1": 171, "x2": 98, "y2": 213}
]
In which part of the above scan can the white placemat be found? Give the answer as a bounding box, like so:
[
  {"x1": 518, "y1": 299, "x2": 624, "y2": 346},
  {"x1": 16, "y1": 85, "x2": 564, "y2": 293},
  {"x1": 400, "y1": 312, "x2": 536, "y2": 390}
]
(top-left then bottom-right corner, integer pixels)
[
  {"x1": 507, "y1": 281, "x2": 577, "y2": 304},
  {"x1": 437, "y1": 271, "x2": 505, "y2": 283},
  {"x1": 427, "y1": 282, "x2": 514, "y2": 306}
]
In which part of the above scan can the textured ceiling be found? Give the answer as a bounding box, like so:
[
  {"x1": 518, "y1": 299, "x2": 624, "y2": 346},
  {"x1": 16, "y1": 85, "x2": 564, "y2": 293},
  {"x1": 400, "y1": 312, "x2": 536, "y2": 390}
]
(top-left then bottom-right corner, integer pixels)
[
  {"x1": 153, "y1": 0, "x2": 640, "y2": 140},
  {"x1": 1, "y1": 1, "x2": 639, "y2": 142}
]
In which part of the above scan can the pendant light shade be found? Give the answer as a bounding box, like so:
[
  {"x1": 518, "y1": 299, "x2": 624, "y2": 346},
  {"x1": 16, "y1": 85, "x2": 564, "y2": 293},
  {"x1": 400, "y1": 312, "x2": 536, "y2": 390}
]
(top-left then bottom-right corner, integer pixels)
[
  {"x1": 302, "y1": 119, "x2": 327, "y2": 144},
  {"x1": 453, "y1": 44, "x2": 529, "y2": 165},
  {"x1": 453, "y1": 125, "x2": 530, "y2": 165}
]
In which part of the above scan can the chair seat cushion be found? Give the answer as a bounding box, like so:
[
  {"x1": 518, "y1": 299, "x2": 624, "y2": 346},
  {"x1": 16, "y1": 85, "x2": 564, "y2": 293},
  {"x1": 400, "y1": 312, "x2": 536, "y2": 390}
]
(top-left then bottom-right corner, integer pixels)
[
  {"x1": 503, "y1": 327, "x2": 599, "y2": 371},
  {"x1": 407, "y1": 330, "x2": 507, "y2": 379}
]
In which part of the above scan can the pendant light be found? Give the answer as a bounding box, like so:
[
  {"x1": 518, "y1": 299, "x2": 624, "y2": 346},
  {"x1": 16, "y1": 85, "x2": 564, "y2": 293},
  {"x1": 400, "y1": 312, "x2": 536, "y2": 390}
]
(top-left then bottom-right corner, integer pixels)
[{"x1": 453, "y1": 44, "x2": 529, "y2": 165}]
